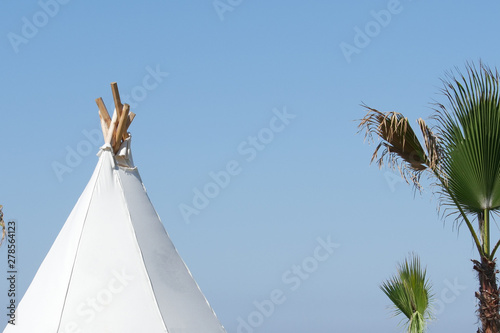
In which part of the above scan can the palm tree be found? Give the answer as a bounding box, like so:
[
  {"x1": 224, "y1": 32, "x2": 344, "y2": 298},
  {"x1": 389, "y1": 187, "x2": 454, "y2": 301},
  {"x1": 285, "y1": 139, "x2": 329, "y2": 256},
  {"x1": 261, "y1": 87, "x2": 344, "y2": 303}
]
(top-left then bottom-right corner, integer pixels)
[
  {"x1": 381, "y1": 254, "x2": 433, "y2": 333},
  {"x1": 0, "y1": 205, "x2": 4, "y2": 246},
  {"x1": 358, "y1": 62, "x2": 500, "y2": 333}
]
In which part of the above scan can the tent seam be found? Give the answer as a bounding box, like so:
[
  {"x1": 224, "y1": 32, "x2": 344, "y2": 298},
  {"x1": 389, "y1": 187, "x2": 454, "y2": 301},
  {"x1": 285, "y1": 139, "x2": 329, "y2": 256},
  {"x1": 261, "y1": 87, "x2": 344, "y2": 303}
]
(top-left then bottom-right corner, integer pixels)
[
  {"x1": 55, "y1": 153, "x2": 106, "y2": 333},
  {"x1": 115, "y1": 166, "x2": 169, "y2": 333}
]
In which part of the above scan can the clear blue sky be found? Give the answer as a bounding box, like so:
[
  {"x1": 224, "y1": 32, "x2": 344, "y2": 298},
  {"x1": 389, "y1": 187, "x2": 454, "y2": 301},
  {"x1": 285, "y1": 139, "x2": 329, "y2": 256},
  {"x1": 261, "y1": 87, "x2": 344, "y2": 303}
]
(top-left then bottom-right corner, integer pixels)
[{"x1": 1, "y1": 1, "x2": 499, "y2": 332}]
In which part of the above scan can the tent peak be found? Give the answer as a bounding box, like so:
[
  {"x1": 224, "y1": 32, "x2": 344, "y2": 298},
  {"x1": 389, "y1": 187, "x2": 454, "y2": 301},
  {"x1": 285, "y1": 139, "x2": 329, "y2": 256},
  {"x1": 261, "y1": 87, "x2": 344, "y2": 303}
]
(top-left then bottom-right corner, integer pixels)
[{"x1": 95, "y1": 82, "x2": 136, "y2": 154}]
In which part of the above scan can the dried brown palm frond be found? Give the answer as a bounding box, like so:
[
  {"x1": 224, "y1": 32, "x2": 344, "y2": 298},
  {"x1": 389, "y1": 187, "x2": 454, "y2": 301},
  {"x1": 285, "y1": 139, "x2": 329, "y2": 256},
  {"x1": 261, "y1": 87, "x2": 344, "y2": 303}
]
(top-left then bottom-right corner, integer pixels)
[
  {"x1": 417, "y1": 119, "x2": 441, "y2": 172},
  {"x1": 358, "y1": 105, "x2": 430, "y2": 190}
]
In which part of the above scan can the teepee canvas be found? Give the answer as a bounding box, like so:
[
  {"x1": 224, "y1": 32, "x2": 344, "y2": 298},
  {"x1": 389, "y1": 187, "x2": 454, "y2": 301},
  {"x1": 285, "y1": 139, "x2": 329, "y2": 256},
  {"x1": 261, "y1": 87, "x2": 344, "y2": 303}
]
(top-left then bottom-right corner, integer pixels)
[{"x1": 4, "y1": 83, "x2": 226, "y2": 333}]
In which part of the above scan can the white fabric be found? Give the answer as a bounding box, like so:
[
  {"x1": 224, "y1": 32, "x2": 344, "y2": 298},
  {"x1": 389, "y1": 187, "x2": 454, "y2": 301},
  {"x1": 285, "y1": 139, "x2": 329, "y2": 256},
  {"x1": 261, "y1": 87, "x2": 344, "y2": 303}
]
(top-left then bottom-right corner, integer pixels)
[{"x1": 4, "y1": 141, "x2": 226, "y2": 333}]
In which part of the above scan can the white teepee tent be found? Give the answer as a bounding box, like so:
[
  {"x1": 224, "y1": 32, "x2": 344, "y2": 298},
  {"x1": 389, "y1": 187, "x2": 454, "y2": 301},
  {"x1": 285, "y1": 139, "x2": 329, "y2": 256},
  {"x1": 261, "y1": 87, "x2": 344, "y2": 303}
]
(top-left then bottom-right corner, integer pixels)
[{"x1": 4, "y1": 83, "x2": 226, "y2": 333}]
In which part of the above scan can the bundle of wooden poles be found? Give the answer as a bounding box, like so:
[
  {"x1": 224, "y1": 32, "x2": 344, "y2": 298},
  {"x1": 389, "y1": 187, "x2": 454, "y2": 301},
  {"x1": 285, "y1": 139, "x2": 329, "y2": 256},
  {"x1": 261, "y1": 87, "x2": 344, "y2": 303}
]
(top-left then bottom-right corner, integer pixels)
[{"x1": 95, "y1": 82, "x2": 136, "y2": 154}]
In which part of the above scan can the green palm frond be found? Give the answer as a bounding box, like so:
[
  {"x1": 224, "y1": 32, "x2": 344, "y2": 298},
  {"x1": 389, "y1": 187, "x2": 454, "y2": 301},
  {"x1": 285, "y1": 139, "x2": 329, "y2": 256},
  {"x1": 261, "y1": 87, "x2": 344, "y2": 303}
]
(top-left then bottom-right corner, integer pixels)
[
  {"x1": 435, "y1": 62, "x2": 500, "y2": 215},
  {"x1": 380, "y1": 254, "x2": 433, "y2": 333}
]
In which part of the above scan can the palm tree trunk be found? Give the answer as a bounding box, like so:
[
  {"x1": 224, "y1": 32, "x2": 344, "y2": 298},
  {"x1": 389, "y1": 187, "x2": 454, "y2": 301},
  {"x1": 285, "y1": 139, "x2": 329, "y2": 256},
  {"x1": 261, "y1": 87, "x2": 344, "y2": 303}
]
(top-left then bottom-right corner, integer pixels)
[{"x1": 473, "y1": 256, "x2": 500, "y2": 333}]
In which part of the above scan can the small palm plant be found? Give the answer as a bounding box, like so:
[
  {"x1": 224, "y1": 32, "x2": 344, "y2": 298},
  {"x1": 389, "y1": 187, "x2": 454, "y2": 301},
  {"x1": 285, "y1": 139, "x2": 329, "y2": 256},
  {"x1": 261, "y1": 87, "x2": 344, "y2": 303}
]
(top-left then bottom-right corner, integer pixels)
[{"x1": 380, "y1": 254, "x2": 433, "y2": 333}]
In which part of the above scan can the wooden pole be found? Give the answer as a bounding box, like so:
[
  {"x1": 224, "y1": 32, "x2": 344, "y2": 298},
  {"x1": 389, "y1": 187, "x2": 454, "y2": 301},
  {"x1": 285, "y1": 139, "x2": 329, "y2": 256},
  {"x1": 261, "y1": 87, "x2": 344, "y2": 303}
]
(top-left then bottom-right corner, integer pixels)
[
  {"x1": 113, "y1": 104, "x2": 130, "y2": 152},
  {"x1": 95, "y1": 98, "x2": 111, "y2": 125},
  {"x1": 105, "y1": 111, "x2": 118, "y2": 147},
  {"x1": 99, "y1": 113, "x2": 109, "y2": 140},
  {"x1": 96, "y1": 97, "x2": 112, "y2": 139},
  {"x1": 124, "y1": 112, "x2": 136, "y2": 139},
  {"x1": 110, "y1": 82, "x2": 123, "y2": 119}
]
